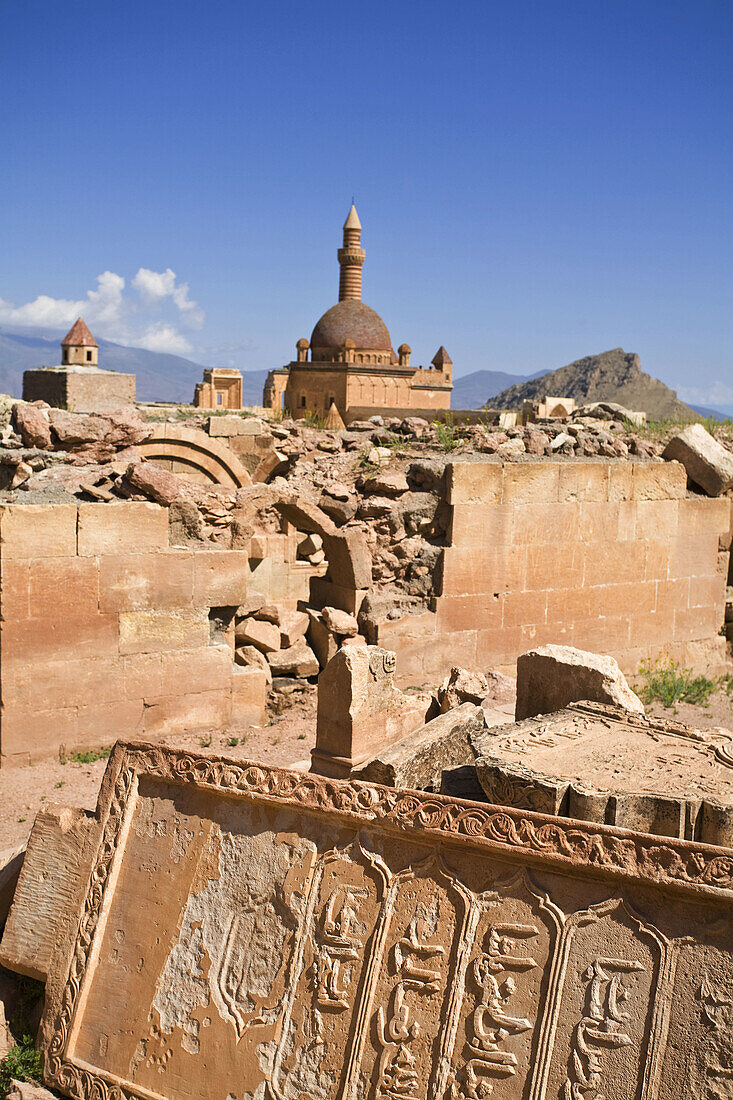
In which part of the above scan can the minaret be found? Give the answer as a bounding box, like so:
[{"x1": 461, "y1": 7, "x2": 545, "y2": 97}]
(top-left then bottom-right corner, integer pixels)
[{"x1": 338, "y1": 204, "x2": 365, "y2": 302}]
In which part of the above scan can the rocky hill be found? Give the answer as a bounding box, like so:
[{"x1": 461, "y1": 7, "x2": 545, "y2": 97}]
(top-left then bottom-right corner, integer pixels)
[{"x1": 487, "y1": 348, "x2": 694, "y2": 420}]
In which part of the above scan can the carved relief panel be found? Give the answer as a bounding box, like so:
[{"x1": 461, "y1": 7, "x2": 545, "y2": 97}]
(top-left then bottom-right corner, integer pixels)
[{"x1": 39, "y1": 745, "x2": 733, "y2": 1100}]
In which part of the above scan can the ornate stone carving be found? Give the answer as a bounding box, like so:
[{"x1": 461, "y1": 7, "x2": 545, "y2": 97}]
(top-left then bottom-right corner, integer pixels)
[{"x1": 38, "y1": 743, "x2": 732, "y2": 1100}]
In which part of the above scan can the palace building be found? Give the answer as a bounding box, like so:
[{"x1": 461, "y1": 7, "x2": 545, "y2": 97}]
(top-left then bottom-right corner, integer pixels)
[{"x1": 264, "y1": 206, "x2": 452, "y2": 420}]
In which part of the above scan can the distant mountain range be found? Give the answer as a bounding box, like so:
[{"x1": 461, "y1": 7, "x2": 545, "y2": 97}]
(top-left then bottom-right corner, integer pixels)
[{"x1": 1, "y1": 329, "x2": 729, "y2": 421}]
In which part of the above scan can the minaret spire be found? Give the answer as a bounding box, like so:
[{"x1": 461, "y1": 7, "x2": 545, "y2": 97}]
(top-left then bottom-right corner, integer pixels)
[{"x1": 338, "y1": 204, "x2": 365, "y2": 302}]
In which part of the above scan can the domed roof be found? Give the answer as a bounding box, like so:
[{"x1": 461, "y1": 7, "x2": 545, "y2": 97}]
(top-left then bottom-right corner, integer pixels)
[{"x1": 310, "y1": 300, "x2": 392, "y2": 352}]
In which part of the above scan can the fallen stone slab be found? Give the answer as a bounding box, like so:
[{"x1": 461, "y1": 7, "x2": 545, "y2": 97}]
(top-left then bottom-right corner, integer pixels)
[
  {"x1": 471, "y1": 700, "x2": 733, "y2": 843},
  {"x1": 234, "y1": 644, "x2": 272, "y2": 683},
  {"x1": 352, "y1": 702, "x2": 484, "y2": 790},
  {"x1": 0, "y1": 805, "x2": 99, "y2": 982},
  {"x1": 279, "y1": 609, "x2": 309, "y2": 647},
  {"x1": 437, "y1": 666, "x2": 490, "y2": 712},
  {"x1": 515, "y1": 643, "x2": 644, "y2": 720},
  {"x1": 321, "y1": 605, "x2": 359, "y2": 637},
  {"x1": 267, "y1": 638, "x2": 319, "y2": 677},
  {"x1": 235, "y1": 617, "x2": 281, "y2": 654},
  {"x1": 662, "y1": 422, "x2": 733, "y2": 496},
  {"x1": 10, "y1": 741, "x2": 733, "y2": 1100}
]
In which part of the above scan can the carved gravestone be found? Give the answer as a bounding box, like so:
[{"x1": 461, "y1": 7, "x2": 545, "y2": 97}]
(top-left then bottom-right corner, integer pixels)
[
  {"x1": 472, "y1": 700, "x2": 733, "y2": 844},
  {"x1": 24, "y1": 740, "x2": 733, "y2": 1099}
]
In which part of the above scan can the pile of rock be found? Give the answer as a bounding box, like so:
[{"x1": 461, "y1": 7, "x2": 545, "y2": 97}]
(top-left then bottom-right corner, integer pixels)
[{"x1": 234, "y1": 596, "x2": 318, "y2": 686}]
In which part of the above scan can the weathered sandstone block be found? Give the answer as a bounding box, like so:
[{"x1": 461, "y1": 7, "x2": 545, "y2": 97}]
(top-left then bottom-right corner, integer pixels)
[
  {"x1": 267, "y1": 638, "x2": 319, "y2": 677},
  {"x1": 312, "y1": 645, "x2": 426, "y2": 777},
  {"x1": 663, "y1": 422, "x2": 733, "y2": 496},
  {"x1": 77, "y1": 501, "x2": 169, "y2": 556},
  {"x1": 11, "y1": 742, "x2": 733, "y2": 1100},
  {"x1": 353, "y1": 701, "x2": 484, "y2": 790},
  {"x1": 515, "y1": 643, "x2": 644, "y2": 720},
  {"x1": 235, "y1": 617, "x2": 280, "y2": 653},
  {"x1": 322, "y1": 605, "x2": 359, "y2": 636},
  {"x1": 471, "y1": 700, "x2": 733, "y2": 844}
]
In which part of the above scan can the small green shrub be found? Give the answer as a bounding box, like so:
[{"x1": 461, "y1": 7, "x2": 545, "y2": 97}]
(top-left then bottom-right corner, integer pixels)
[
  {"x1": 433, "y1": 413, "x2": 462, "y2": 453},
  {"x1": 68, "y1": 746, "x2": 111, "y2": 764},
  {"x1": 225, "y1": 736, "x2": 240, "y2": 747},
  {"x1": 636, "y1": 659, "x2": 718, "y2": 711},
  {"x1": 0, "y1": 1036, "x2": 43, "y2": 1092}
]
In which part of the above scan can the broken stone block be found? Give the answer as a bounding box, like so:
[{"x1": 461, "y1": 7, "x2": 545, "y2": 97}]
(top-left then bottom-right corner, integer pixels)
[
  {"x1": 267, "y1": 638, "x2": 319, "y2": 677},
  {"x1": 469, "y1": 700, "x2": 733, "y2": 842},
  {"x1": 515, "y1": 643, "x2": 644, "y2": 720},
  {"x1": 298, "y1": 532, "x2": 323, "y2": 557},
  {"x1": 253, "y1": 603, "x2": 280, "y2": 625},
  {"x1": 362, "y1": 471, "x2": 409, "y2": 496},
  {"x1": 235, "y1": 590, "x2": 266, "y2": 619},
  {"x1": 234, "y1": 644, "x2": 272, "y2": 683},
  {"x1": 306, "y1": 609, "x2": 338, "y2": 668},
  {"x1": 279, "y1": 609, "x2": 309, "y2": 647},
  {"x1": 120, "y1": 460, "x2": 186, "y2": 506},
  {"x1": 312, "y1": 645, "x2": 427, "y2": 777},
  {"x1": 438, "y1": 667, "x2": 490, "y2": 712},
  {"x1": 234, "y1": 618, "x2": 280, "y2": 654},
  {"x1": 321, "y1": 605, "x2": 359, "y2": 637},
  {"x1": 11, "y1": 404, "x2": 51, "y2": 449},
  {"x1": 0, "y1": 805, "x2": 99, "y2": 982},
  {"x1": 353, "y1": 702, "x2": 484, "y2": 790},
  {"x1": 662, "y1": 422, "x2": 733, "y2": 496}
]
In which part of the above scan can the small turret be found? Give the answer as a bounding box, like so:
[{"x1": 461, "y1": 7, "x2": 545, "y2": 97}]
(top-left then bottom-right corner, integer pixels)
[{"x1": 61, "y1": 317, "x2": 98, "y2": 367}]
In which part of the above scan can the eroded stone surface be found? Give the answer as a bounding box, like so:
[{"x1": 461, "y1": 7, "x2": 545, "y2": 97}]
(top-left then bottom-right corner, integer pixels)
[
  {"x1": 35, "y1": 742, "x2": 733, "y2": 1100},
  {"x1": 472, "y1": 700, "x2": 733, "y2": 843},
  {"x1": 515, "y1": 643, "x2": 644, "y2": 720}
]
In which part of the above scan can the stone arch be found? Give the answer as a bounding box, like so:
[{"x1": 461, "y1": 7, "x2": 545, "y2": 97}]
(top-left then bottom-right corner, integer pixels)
[{"x1": 136, "y1": 423, "x2": 251, "y2": 487}]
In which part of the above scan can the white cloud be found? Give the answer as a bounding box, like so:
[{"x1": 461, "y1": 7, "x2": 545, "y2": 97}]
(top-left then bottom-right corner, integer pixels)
[
  {"x1": 0, "y1": 267, "x2": 204, "y2": 357},
  {"x1": 0, "y1": 270, "x2": 126, "y2": 331},
  {"x1": 134, "y1": 323, "x2": 194, "y2": 355},
  {"x1": 132, "y1": 267, "x2": 204, "y2": 326}
]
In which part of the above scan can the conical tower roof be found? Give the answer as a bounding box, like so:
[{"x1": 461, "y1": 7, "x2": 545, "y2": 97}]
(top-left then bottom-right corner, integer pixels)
[
  {"x1": 343, "y1": 204, "x2": 361, "y2": 230},
  {"x1": 62, "y1": 317, "x2": 98, "y2": 347}
]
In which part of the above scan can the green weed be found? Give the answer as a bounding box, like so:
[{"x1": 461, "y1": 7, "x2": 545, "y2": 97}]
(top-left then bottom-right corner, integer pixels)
[
  {"x1": 225, "y1": 736, "x2": 240, "y2": 747},
  {"x1": 636, "y1": 659, "x2": 718, "y2": 712},
  {"x1": 433, "y1": 413, "x2": 462, "y2": 453},
  {"x1": 199, "y1": 734, "x2": 212, "y2": 747},
  {"x1": 68, "y1": 746, "x2": 111, "y2": 765},
  {"x1": 304, "y1": 410, "x2": 326, "y2": 429},
  {"x1": 0, "y1": 1036, "x2": 43, "y2": 1092}
]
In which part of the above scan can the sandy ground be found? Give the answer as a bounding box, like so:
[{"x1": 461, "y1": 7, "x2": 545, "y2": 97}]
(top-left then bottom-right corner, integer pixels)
[{"x1": 0, "y1": 688, "x2": 319, "y2": 852}]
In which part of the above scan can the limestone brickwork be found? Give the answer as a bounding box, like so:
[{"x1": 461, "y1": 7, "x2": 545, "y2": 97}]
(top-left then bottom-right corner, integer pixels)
[
  {"x1": 265, "y1": 206, "x2": 453, "y2": 419},
  {"x1": 0, "y1": 501, "x2": 266, "y2": 765},
  {"x1": 377, "y1": 458, "x2": 731, "y2": 685}
]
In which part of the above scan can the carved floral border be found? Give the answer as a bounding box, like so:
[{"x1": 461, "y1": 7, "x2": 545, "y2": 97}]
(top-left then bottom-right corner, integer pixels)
[{"x1": 45, "y1": 742, "x2": 733, "y2": 1099}]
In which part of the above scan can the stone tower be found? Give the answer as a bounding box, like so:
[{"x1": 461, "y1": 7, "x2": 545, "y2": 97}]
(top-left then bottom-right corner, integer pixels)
[
  {"x1": 61, "y1": 317, "x2": 98, "y2": 367},
  {"x1": 337, "y1": 204, "x2": 365, "y2": 302}
]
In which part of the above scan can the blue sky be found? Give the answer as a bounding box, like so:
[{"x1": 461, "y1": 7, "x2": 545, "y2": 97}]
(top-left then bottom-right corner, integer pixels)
[{"x1": 1, "y1": 0, "x2": 731, "y2": 405}]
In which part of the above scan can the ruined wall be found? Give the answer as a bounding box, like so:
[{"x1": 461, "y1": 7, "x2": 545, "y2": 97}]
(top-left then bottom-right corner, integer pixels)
[
  {"x1": 0, "y1": 501, "x2": 266, "y2": 766},
  {"x1": 378, "y1": 459, "x2": 731, "y2": 685},
  {"x1": 23, "y1": 368, "x2": 136, "y2": 413}
]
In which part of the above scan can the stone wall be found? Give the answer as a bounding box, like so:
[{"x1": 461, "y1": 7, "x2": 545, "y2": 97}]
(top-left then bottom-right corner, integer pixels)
[
  {"x1": 377, "y1": 459, "x2": 731, "y2": 685},
  {"x1": 23, "y1": 368, "x2": 136, "y2": 413},
  {"x1": 0, "y1": 501, "x2": 266, "y2": 766}
]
